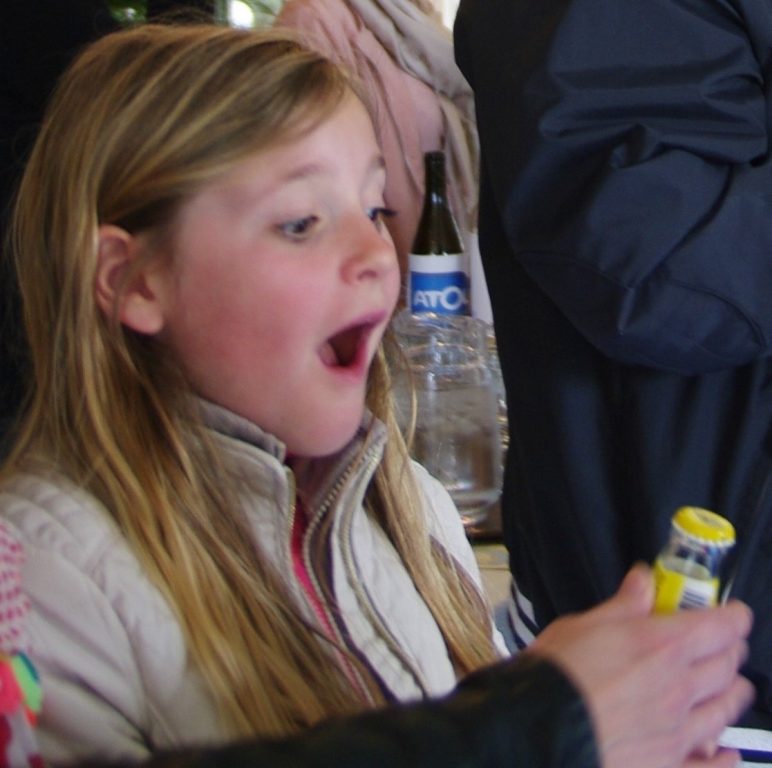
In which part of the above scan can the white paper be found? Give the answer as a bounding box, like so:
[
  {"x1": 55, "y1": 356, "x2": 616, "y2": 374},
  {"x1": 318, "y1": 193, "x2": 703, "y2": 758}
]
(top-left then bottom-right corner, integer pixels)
[{"x1": 720, "y1": 726, "x2": 772, "y2": 765}]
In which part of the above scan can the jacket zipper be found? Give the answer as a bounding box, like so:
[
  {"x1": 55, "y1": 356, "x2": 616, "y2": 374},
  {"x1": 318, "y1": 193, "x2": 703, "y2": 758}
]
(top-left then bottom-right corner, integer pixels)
[
  {"x1": 289, "y1": 462, "x2": 373, "y2": 704},
  {"x1": 335, "y1": 451, "x2": 429, "y2": 697}
]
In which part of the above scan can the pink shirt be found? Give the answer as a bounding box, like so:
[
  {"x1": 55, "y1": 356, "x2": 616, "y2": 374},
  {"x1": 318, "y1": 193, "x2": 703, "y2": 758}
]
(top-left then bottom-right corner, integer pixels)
[{"x1": 290, "y1": 499, "x2": 371, "y2": 702}]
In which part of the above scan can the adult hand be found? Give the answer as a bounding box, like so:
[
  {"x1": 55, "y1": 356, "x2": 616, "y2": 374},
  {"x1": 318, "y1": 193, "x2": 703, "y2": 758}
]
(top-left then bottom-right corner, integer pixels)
[{"x1": 527, "y1": 564, "x2": 754, "y2": 768}]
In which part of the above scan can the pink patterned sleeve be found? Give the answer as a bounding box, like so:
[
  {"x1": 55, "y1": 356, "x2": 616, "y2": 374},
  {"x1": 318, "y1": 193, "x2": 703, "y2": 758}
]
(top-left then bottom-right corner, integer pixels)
[
  {"x1": 0, "y1": 523, "x2": 43, "y2": 768},
  {"x1": 0, "y1": 523, "x2": 29, "y2": 656}
]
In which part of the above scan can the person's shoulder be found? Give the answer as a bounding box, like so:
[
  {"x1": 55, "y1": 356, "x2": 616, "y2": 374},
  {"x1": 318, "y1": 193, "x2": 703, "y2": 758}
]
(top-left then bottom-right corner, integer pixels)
[
  {"x1": 274, "y1": 0, "x2": 366, "y2": 72},
  {"x1": 1, "y1": 467, "x2": 184, "y2": 676},
  {"x1": 277, "y1": 0, "x2": 357, "y2": 28},
  {"x1": 0, "y1": 467, "x2": 125, "y2": 570}
]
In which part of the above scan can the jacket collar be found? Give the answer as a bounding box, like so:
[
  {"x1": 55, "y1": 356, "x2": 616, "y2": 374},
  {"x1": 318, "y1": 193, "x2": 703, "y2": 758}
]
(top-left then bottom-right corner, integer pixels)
[
  {"x1": 199, "y1": 400, "x2": 388, "y2": 529},
  {"x1": 198, "y1": 399, "x2": 388, "y2": 475},
  {"x1": 289, "y1": 412, "x2": 387, "y2": 511},
  {"x1": 197, "y1": 400, "x2": 288, "y2": 463}
]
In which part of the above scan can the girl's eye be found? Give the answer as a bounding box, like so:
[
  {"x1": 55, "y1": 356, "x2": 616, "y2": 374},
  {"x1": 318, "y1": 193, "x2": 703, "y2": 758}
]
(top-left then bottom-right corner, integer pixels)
[
  {"x1": 368, "y1": 207, "x2": 396, "y2": 232},
  {"x1": 277, "y1": 215, "x2": 319, "y2": 240}
]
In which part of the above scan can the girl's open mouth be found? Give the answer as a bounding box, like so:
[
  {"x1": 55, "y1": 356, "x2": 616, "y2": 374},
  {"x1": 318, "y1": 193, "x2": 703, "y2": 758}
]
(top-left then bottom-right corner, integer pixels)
[{"x1": 319, "y1": 316, "x2": 382, "y2": 369}]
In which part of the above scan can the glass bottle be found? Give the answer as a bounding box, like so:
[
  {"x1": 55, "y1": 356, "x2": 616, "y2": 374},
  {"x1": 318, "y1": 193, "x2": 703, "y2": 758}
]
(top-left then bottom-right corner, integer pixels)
[
  {"x1": 653, "y1": 506, "x2": 736, "y2": 613},
  {"x1": 407, "y1": 151, "x2": 470, "y2": 316}
]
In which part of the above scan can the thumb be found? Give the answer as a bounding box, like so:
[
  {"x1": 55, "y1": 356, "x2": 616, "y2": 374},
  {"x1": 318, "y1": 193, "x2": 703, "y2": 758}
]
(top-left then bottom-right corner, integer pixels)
[{"x1": 592, "y1": 563, "x2": 655, "y2": 621}]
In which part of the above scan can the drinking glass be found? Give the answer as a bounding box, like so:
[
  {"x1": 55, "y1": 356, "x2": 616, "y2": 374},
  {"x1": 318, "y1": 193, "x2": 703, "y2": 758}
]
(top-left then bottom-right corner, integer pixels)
[{"x1": 391, "y1": 311, "x2": 503, "y2": 530}]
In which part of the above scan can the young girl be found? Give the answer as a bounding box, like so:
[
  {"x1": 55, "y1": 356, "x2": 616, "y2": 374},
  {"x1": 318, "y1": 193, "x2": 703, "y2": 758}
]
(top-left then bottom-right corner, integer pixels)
[{"x1": 0, "y1": 22, "x2": 503, "y2": 764}]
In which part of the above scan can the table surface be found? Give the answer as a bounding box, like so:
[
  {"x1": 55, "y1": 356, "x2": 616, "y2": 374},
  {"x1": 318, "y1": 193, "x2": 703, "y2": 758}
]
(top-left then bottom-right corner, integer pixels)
[{"x1": 472, "y1": 541, "x2": 510, "y2": 606}]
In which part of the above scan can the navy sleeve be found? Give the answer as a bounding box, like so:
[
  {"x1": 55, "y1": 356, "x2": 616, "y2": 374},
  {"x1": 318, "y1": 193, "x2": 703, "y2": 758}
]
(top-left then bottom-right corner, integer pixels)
[{"x1": 456, "y1": 0, "x2": 772, "y2": 374}]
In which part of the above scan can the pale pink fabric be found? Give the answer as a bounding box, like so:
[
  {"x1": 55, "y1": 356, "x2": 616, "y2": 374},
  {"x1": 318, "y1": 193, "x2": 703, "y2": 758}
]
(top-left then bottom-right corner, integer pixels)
[{"x1": 276, "y1": 0, "x2": 446, "y2": 269}]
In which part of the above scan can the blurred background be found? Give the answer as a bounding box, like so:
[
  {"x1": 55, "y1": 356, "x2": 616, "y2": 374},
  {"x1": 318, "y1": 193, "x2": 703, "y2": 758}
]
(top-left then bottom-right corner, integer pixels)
[{"x1": 106, "y1": 0, "x2": 459, "y2": 28}]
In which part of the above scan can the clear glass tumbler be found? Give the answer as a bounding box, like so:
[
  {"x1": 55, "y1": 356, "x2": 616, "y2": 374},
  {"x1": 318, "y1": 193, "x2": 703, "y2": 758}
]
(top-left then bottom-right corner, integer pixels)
[{"x1": 392, "y1": 311, "x2": 503, "y2": 529}]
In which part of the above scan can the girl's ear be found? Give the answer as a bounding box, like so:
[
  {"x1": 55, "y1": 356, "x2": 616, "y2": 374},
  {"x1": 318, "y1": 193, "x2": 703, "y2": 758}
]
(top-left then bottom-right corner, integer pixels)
[{"x1": 95, "y1": 224, "x2": 166, "y2": 335}]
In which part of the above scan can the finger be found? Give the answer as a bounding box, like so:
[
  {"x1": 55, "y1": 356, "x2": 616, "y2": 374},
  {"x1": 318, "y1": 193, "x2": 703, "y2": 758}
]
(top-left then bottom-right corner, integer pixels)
[
  {"x1": 586, "y1": 563, "x2": 655, "y2": 622},
  {"x1": 592, "y1": 648, "x2": 753, "y2": 758},
  {"x1": 691, "y1": 737, "x2": 719, "y2": 760},
  {"x1": 680, "y1": 642, "x2": 749, "y2": 711},
  {"x1": 681, "y1": 747, "x2": 743, "y2": 768},
  {"x1": 680, "y1": 677, "x2": 756, "y2": 756},
  {"x1": 652, "y1": 603, "x2": 753, "y2": 665}
]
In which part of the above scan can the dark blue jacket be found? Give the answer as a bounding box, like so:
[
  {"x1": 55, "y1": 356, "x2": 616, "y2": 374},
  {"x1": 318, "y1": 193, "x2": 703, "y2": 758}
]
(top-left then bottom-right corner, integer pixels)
[{"x1": 455, "y1": 0, "x2": 772, "y2": 727}]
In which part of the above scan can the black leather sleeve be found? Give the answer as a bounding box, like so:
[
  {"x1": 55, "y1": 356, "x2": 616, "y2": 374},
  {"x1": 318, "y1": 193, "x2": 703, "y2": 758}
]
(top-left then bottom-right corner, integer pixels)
[{"x1": 86, "y1": 655, "x2": 598, "y2": 768}]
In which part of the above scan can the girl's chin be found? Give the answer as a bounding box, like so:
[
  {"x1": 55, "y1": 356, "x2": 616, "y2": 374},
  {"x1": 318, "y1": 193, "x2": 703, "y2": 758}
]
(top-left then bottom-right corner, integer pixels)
[{"x1": 286, "y1": 414, "x2": 364, "y2": 459}]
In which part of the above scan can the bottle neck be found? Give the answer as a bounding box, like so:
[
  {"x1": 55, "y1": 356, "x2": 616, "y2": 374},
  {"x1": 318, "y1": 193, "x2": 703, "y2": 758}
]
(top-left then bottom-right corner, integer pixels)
[{"x1": 423, "y1": 153, "x2": 448, "y2": 208}]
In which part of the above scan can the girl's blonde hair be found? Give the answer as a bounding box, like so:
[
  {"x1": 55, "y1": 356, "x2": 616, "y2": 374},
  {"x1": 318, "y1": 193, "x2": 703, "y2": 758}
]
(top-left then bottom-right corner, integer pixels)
[{"x1": 5, "y1": 23, "x2": 497, "y2": 738}]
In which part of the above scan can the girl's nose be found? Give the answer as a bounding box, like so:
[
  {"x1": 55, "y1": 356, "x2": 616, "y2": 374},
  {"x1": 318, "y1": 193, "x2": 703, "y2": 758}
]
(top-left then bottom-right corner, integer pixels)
[{"x1": 341, "y1": 214, "x2": 398, "y2": 283}]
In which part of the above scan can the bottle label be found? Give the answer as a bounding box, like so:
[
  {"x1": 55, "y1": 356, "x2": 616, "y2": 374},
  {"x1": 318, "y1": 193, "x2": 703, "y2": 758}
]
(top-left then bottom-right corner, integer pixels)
[
  {"x1": 408, "y1": 253, "x2": 470, "y2": 316},
  {"x1": 653, "y1": 558, "x2": 719, "y2": 613}
]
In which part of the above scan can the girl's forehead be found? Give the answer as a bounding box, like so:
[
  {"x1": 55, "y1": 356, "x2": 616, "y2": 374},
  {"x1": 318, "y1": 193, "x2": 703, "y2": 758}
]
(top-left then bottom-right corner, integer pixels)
[
  {"x1": 173, "y1": 96, "x2": 383, "y2": 227},
  {"x1": 206, "y1": 95, "x2": 379, "y2": 188}
]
